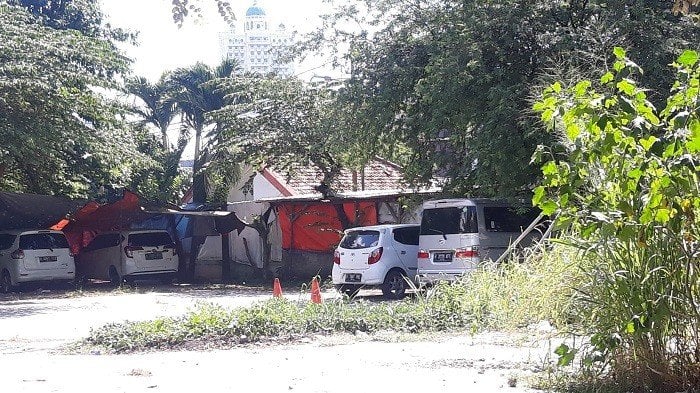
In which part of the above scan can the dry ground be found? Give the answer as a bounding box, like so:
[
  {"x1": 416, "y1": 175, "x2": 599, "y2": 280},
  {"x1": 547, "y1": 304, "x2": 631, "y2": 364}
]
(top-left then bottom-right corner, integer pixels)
[{"x1": 0, "y1": 282, "x2": 560, "y2": 392}]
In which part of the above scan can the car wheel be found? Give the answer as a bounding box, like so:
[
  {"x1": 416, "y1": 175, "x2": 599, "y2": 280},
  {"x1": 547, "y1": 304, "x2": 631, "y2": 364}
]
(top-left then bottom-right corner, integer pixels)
[
  {"x1": 1, "y1": 270, "x2": 14, "y2": 294},
  {"x1": 108, "y1": 266, "x2": 121, "y2": 287},
  {"x1": 381, "y1": 270, "x2": 407, "y2": 300}
]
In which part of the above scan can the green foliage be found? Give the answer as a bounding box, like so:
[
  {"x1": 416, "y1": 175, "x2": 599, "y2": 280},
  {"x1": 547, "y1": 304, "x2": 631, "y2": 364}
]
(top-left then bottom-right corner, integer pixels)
[
  {"x1": 210, "y1": 77, "x2": 362, "y2": 194},
  {"x1": 165, "y1": 59, "x2": 239, "y2": 204},
  {"x1": 534, "y1": 49, "x2": 700, "y2": 391},
  {"x1": 303, "y1": 0, "x2": 700, "y2": 198},
  {"x1": 85, "y1": 244, "x2": 586, "y2": 354},
  {"x1": 85, "y1": 286, "x2": 483, "y2": 353},
  {"x1": 0, "y1": 3, "x2": 148, "y2": 198}
]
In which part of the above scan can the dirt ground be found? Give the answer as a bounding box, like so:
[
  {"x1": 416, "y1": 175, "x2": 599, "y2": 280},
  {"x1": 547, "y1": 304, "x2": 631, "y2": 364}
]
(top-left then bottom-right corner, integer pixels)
[{"x1": 0, "y1": 282, "x2": 560, "y2": 392}]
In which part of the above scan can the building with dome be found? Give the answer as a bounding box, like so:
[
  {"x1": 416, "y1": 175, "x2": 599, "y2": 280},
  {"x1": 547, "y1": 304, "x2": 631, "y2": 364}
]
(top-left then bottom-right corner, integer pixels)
[{"x1": 218, "y1": 1, "x2": 295, "y2": 77}]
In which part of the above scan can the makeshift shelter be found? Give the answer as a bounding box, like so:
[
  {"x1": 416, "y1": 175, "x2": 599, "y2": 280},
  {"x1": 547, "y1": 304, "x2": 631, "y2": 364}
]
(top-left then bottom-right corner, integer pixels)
[
  {"x1": 0, "y1": 192, "x2": 85, "y2": 230},
  {"x1": 186, "y1": 159, "x2": 439, "y2": 279},
  {"x1": 51, "y1": 190, "x2": 159, "y2": 255}
]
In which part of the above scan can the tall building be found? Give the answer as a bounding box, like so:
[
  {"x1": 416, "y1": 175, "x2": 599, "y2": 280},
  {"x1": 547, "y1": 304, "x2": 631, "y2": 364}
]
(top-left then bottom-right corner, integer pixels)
[{"x1": 218, "y1": 1, "x2": 294, "y2": 77}]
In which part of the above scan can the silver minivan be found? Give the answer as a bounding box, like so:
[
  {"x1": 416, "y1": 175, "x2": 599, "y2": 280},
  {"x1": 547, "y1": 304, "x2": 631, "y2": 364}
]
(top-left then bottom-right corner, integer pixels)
[
  {"x1": 0, "y1": 230, "x2": 75, "y2": 293},
  {"x1": 416, "y1": 199, "x2": 540, "y2": 284},
  {"x1": 76, "y1": 230, "x2": 178, "y2": 286}
]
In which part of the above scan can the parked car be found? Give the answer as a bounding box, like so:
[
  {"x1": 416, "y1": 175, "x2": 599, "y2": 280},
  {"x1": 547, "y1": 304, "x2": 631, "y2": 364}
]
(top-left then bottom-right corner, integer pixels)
[
  {"x1": 416, "y1": 198, "x2": 541, "y2": 285},
  {"x1": 0, "y1": 229, "x2": 75, "y2": 293},
  {"x1": 332, "y1": 224, "x2": 420, "y2": 299},
  {"x1": 76, "y1": 230, "x2": 178, "y2": 286}
]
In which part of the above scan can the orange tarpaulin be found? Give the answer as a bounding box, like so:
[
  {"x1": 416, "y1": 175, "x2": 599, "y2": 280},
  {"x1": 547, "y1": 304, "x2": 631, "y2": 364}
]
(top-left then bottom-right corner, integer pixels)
[
  {"x1": 51, "y1": 191, "x2": 149, "y2": 255},
  {"x1": 277, "y1": 201, "x2": 377, "y2": 252}
]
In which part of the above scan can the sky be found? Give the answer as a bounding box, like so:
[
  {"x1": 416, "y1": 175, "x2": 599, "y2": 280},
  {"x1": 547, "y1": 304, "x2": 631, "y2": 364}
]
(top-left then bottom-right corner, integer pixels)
[
  {"x1": 100, "y1": 0, "x2": 335, "y2": 81},
  {"x1": 99, "y1": 0, "x2": 339, "y2": 159}
]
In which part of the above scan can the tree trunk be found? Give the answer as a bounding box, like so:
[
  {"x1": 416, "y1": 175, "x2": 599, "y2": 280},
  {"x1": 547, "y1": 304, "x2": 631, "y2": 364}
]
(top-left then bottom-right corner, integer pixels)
[{"x1": 192, "y1": 125, "x2": 207, "y2": 203}]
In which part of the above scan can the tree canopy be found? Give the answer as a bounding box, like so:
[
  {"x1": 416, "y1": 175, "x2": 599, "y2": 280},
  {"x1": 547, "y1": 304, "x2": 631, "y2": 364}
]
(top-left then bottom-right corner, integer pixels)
[
  {"x1": 0, "y1": 2, "x2": 149, "y2": 198},
  {"x1": 301, "y1": 0, "x2": 700, "y2": 198}
]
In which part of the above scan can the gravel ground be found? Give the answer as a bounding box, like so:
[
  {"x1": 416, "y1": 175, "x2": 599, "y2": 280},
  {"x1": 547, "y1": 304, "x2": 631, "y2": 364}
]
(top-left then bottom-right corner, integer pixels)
[{"x1": 0, "y1": 282, "x2": 561, "y2": 392}]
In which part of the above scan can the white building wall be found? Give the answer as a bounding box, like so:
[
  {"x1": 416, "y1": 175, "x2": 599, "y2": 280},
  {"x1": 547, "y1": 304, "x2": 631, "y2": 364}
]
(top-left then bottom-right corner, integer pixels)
[
  {"x1": 222, "y1": 165, "x2": 284, "y2": 269},
  {"x1": 218, "y1": 4, "x2": 294, "y2": 77}
]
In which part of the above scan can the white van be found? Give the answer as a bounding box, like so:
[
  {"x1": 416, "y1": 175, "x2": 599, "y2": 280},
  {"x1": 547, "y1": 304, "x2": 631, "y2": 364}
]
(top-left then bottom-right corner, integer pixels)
[
  {"x1": 416, "y1": 199, "x2": 540, "y2": 284},
  {"x1": 332, "y1": 224, "x2": 420, "y2": 299},
  {"x1": 76, "y1": 230, "x2": 178, "y2": 285},
  {"x1": 0, "y1": 230, "x2": 75, "y2": 293}
]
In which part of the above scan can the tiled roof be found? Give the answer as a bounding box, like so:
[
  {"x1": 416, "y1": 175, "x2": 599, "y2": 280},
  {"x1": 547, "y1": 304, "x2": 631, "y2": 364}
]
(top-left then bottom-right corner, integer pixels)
[{"x1": 268, "y1": 158, "x2": 408, "y2": 196}]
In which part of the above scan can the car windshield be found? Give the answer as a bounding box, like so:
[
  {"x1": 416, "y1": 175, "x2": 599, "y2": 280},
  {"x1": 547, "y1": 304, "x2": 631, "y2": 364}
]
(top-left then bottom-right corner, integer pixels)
[
  {"x1": 19, "y1": 233, "x2": 70, "y2": 250},
  {"x1": 420, "y1": 206, "x2": 478, "y2": 235},
  {"x1": 128, "y1": 232, "x2": 173, "y2": 247},
  {"x1": 339, "y1": 230, "x2": 380, "y2": 249}
]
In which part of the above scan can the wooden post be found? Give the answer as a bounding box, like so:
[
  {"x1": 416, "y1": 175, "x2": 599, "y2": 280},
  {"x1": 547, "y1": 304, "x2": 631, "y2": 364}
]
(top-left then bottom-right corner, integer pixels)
[{"x1": 221, "y1": 232, "x2": 231, "y2": 283}]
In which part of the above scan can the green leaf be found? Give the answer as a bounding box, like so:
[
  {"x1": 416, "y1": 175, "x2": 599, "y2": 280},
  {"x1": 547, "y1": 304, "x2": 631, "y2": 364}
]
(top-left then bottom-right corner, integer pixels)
[
  {"x1": 539, "y1": 200, "x2": 558, "y2": 216},
  {"x1": 613, "y1": 47, "x2": 626, "y2": 60},
  {"x1": 566, "y1": 123, "x2": 581, "y2": 140},
  {"x1": 617, "y1": 79, "x2": 636, "y2": 96},
  {"x1": 639, "y1": 136, "x2": 657, "y2": 151},
  {"x1": 654, "y1": 208, "x2": 671, "y2": 223},
  {"x1": 677, "y1": 50, "x2": 699, "y2": 67},
  {"x1": 600, "y1": 72, "x2": 614, "y2": 84},
  {"x1": 551, "y1": 82, "x2": 562, "y2": 93},
  {"x1": 532, "y1": 186, "x2": 545, "y2": 206},
  {"x1": 688, "y1": 120, "x2": 700, "y2": 153},
  {"x1": 554, "y1": 343, "x2": 577, "y2": 367},
  {"x1": 625, "y1": 321, "x2": 636, "y2": 334},
  {"x1": 542, "y1": 161, "x2": 558, "y2": 176}
]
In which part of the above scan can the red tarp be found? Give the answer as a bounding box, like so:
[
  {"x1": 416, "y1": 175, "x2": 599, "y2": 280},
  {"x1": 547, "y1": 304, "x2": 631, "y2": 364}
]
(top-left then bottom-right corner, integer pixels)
[
  {"x1": 277, "y1": 201, "x2": 377, "y2": 252},
  {"x1": 51, "y1": 190, "x2": 149, "y2": 255}
]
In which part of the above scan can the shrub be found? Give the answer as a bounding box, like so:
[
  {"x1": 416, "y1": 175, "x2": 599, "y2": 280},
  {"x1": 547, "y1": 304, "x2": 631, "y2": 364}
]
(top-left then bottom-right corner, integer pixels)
[{"x1": 534, "y1": 48, "x2": 700, "y2": 392}]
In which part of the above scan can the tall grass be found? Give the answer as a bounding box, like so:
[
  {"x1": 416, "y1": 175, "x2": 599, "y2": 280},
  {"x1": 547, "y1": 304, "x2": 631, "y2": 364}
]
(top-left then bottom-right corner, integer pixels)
[
  {"x1": 567, "y1": 224, "x2": 700, "y2": 392},
  {"x1": 459, "y1": 242, "x2": 586, "y2": 330}
]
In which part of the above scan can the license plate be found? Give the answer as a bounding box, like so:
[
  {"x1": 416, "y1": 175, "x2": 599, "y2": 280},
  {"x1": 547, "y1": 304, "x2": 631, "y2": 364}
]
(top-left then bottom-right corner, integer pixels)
[
  {"x1": 433, "y1": 252, "x2": 453, "y2": 262},
  {"x1": 39, "y1": 256, "x2": 57, "y2": 263},
  {"x1": 345, "y1": 273, "x2": 362, "y2": 282},
  {"x1": 145, "y1": 252, "x2": 163, "y2": 260}
]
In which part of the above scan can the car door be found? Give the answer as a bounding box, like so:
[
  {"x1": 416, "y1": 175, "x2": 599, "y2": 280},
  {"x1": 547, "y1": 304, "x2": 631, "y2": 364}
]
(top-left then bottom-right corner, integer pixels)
[{"x1": 391, "y1": 226, "x2": 419, "y2": 277}]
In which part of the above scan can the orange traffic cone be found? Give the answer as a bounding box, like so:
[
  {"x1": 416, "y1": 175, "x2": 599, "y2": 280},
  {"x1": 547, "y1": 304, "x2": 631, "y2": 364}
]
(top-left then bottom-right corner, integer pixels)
[
  {"x1": 310, "y1": 277, "x2": 322, "y2": 304},
  {"x1": 273, "y1": 278, "x2": 283, "y2": 298}
]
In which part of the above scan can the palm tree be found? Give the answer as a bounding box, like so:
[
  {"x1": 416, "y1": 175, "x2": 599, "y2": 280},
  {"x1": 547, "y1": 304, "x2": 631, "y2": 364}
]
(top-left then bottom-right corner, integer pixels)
[
  {"x1": 166, "y1": 58, "x2": 237, "y2": 203},
  {"x1": 125, "y1": 75, "x2": 177, "y2": 150}
]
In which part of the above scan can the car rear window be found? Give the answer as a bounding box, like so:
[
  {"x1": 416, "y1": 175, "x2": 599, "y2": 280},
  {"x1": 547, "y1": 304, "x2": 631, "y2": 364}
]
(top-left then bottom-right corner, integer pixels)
[
  {"x1": 339, "y1": 230, "x2": 380, "y2": 249},
  {"x1": 19, "y1": 233, "x2": 70, "y2": 250},
  {"x1": 128, "y1": 232, "x2": 173, "y2": 247},
  {"x1": 420, "y1": 206, "x2": 478, "y2": 235}
]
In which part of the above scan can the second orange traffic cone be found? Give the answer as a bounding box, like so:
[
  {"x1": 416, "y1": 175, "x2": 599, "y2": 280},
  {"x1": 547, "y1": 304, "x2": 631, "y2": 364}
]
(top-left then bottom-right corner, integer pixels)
[
  {"x1": 273, "y1": 278, "x2": 283, "y2": 298},
  {"x1": 310, "y1": 277, "x2": 322, "y2": 304}
]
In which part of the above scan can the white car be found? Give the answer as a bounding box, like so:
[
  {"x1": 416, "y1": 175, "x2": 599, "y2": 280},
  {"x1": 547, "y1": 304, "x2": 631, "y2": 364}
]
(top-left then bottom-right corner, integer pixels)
[
  {"x1": 332, "y1": 224, "x2": 419, "y2": 299},
  {"x1": 0, "y1": 230, "x2": 75, "y2": 293},
  {"x1": 76, "y1": 230, "x2": 179, "y2": 286}
]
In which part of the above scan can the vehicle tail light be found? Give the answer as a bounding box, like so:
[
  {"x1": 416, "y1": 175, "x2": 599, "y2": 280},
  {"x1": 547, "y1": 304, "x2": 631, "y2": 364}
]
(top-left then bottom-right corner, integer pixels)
[
  {"x1": 417, "y1": 250, "x2": 430, "y2": 259},
  {"x1": 333, "y1": 250, "x2": 340, "y2": 265},
  {"x1": 455, "y1": 247, "x2": 479, "y2": 258},
  {"x1": 10, "y1": 249, "x2": 24, "y2": 259},
  {"x1": 367, "y1": 247, "x2": 383, "y2": 265},
  {"x1": 124, "y1": 246, "x2": 143, "y2": 258}
]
